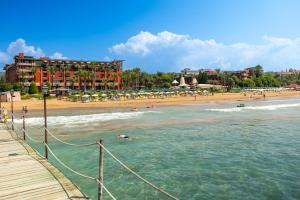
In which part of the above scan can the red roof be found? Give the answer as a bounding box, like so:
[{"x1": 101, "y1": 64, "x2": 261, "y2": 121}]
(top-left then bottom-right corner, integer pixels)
[{"x1": 287, "y1": 84, "x2": 299, "y2": 89}]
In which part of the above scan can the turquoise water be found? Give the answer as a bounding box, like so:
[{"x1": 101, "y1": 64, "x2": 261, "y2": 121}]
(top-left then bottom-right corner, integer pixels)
[{"x1": 16, "y1": 97, "x2": 300, "y2": 199}]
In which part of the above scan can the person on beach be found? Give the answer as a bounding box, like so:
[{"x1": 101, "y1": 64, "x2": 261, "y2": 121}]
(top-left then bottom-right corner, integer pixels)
[{"x1": 3, "y1": 109, "x2": 8, "y2": 128}]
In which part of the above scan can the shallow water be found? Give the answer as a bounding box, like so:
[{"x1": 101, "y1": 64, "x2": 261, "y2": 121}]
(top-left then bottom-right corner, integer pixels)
[{"x1": 14, "y1": 97, "x2": 300, "y2": 199}]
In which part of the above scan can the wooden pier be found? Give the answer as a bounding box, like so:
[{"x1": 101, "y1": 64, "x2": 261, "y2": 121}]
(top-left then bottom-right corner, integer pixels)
[{"x1": 0, "y1": 127, "x2": 88, "y2": 200}]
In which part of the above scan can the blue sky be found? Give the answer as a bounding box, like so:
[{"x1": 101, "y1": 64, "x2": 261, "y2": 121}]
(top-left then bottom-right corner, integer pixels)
[{"x1": 1, "y1": 0, "x2": 300, "y2": 72}]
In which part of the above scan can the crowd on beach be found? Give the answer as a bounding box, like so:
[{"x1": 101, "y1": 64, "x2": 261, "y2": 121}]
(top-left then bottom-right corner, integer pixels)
[{"x1": 56, "y1": 87, "x2": 295, "y2": 103}]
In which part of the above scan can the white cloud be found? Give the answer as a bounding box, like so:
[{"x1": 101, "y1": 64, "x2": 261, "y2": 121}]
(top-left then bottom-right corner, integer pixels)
[
  {"x1": 109, "y1": 31, "x2": 300, "y2": 71},
  {"x1": 0, "y1": 51, "x2": 9, "y2": 64},
  {"x1": 0, "y1": 38, "x2": 45, "y2": 66},
  {"x1": 0, "y1": 38, "x2": 67, "y2": 68},
  {"x1": 50, "y1": 52, "x2": 68, "y2": 60},
  {"x1": 7, "y1": 38, "x2": 45, "y2": 58}
]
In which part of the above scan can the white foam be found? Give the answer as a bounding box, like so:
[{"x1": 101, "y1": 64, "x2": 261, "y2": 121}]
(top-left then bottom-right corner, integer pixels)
[
  {"x1": 206, "y1": 103, "x2": 300, "y2": 112},
  {"x1": 14, "y1": 111, "x2": 157, "y2": 126}
]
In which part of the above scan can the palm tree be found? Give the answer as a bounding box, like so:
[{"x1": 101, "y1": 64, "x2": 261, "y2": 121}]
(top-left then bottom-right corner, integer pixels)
[
  {"x1": 78, "y1": 69, "x2": 89, "y2": 92},
  {"x1": 111, "y1": 72, "x2": 118, "y2": 90},
  {"x1": 47, "y1": 64, "x2": 56, "y2": 88},
  {"x1": 90, "y1": 62, "x2": 98, "y2": 90},
  {"x1": 121, "y1": 72, "x2": 128, "y2": 90},
  {"x1": 31, "y1": 66, "x2": 37, "y2": 82},
  {"x1": 69, "y1": 76, "x2": 77, "y2": 90},
  {"x1": 102, "y1": 76, "x2": 108, "y2": 91},
  {"x1": 61, "y1": 63, "x2": 67, "y2": 88}
]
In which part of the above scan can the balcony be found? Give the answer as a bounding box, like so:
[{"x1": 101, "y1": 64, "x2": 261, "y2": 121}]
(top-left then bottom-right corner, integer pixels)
[
  {"x1": 18, "y1": 63, "x2": 35, "y2": 66},
  {"x1": 18, "y1": 75, "x2": 34, "y2": 79},
  {"x1": 17, "y1": 68, "x2": 32, "y2": 73}
]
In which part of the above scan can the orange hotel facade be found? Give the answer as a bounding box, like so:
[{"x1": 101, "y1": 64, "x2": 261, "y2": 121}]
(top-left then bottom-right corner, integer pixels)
[{"x1": 4, "y1": 53, "x2": 123, "y2": 90}]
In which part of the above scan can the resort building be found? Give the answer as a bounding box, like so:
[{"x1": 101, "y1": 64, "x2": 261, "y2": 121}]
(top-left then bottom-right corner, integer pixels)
[
  {"x1": 180, "y1": 68, "x2": 218, "y2": 84},
  {"x1": 277, "y1": 69, "x2": 300, "y2": 77},
  {"x1": 225, "y1": 67, "x2": 259, "y2": 80},
  {"x1": 4, "y1": 53, "x2": 123, "y2": 90}
]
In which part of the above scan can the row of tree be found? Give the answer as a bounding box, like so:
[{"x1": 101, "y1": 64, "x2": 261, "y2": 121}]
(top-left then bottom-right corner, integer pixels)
[
  {"x1": 121, "y1": 68, "x2": 175, "y2": 89},
  {"x1": 1, "y1": 65, "x2": 300, "y2": 93}
]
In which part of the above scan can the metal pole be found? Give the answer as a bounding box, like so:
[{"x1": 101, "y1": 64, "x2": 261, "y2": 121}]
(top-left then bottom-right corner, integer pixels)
[
  {"x1": 98, "y1": 140, "x2": 104, "y2": 200},
  {"x1": 11, "y1": 95, "x2": 14, "y2": 131},
  {"x1": 22, "y1": 108, "x2": 26, "y2": 141},
  {"x1": 44, "y1": 94, "x2": 48, "y2": 159}
]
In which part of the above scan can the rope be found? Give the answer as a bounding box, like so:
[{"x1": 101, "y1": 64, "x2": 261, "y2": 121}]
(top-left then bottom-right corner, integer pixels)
[
  {"x1": 10, "y1": 123, "x2": 45, "y2": 159},
  {"x1": 45, "y1": 143, "x2": 117, "y2": 200},
  {"x1": 96, "y1": 179, "x2": 117, "y2": 200},
  {"x1": 45, "y1": 143, "x2": 95, "y2": 180},
  {"x1": 22, "y1": 128, "x2": 44, "y2": 143},
  {"x1": 98, "y1": 143, "x2": 179, "y2": 200},
  {"x1": 44, "y1": 127, "x2": 97, "y2": 147},
  {"x1": 8, "y1": 111, "x2": 176, "y2": 199}
]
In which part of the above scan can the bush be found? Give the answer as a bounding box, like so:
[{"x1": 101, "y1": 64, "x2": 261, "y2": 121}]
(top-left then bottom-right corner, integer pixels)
[
  {"x1": 0, "y1": 83, "x2": 13, "y2": 91},
  {"x1": 28, "y1": 82, "x2": 38, "y2": 94},
  {"x1": 13, "y1": 83, "x2": 22, "y2": 91}
]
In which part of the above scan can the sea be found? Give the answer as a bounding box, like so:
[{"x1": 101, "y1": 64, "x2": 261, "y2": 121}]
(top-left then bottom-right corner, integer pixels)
[{"x1": 13, "y1": 96, "x2": 300, "y2": 200}]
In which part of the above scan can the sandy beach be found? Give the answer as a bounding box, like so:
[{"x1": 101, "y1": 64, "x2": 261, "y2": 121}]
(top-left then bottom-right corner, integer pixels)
[{"x1": 1, "y1": 91, "x2": 299, "y2": 111}]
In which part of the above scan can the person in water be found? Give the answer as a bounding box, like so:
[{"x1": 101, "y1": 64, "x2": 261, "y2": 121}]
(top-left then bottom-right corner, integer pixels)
[{"x1": 117, "y1": 134, "x2": 130, "y2": 139}]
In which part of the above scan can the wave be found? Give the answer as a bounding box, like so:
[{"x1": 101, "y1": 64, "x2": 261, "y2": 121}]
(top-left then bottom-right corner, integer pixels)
[
  {"x1": 206, "y1": 103, "x2": 300, "y2": 112},
  {"x1": 14, "y1": 111, "x2": 157, "y2": 126}
]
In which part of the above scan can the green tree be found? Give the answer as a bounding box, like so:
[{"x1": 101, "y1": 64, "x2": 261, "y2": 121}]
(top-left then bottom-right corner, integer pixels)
[
  {"x1": 13, "y1": 83, "x2": 22, "y2": 91},
  {"x1": 31, "y1": 66, "x2": 37, "y2": 81},
  {"x1": 197, "y1": 71, "x2": 208, "y2": 84},
  {"x1": 28, "y1": 82, "x2": 38, "y2": 94},
  {"x1": 60, "y1": 64, "x2": 67, "y2": 88},
  {"x1": 0, "y1": 83, "x2": 13, "y2": 91},
  {"x1": 47, "y1": 64, "x2": 56, "y2": 88},
  {"x1": 78, "y1": 70, "x2": 89, "y2": 92},
  {"x1": 241, "y1": 79, "x2": 255, "y2": 88},
  {"x1": 253, "y1": 65, "x2": 263, "y2": 77},
  {"x1": 90, "y1": 62, "x2": 98, "y2": 90},
  {"x1": 69, "y1": 76, "x2": 77, "y2": 90}
]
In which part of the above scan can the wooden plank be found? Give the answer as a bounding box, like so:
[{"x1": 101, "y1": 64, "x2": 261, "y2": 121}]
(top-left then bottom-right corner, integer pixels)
[{"x1": 0, "y1": 128, "x2": 88, "y2": 200}]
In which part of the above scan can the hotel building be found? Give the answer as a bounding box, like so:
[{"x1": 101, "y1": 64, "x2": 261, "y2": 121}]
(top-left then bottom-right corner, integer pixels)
[{"x1": 4, "y1": 53, "x2": 123, "y2": 90}]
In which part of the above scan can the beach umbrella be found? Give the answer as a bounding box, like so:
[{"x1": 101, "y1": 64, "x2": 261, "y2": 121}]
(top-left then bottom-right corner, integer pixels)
[
  {"x1": 172, "y1": 79, "x2": 179, "y2": 85},
  {"x1": 91, "y1": 94, "x2": 98, "y2": 97},
  {"x1": 101, "y1": 94, "x2": 107, "y2": 97}
]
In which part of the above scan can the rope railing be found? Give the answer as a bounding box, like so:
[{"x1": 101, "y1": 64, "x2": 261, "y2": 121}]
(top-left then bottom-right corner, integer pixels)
[
  {"x1": 8, "y1": 121, "x2": 45, "y2": 159},
  {"x1": 44, "y1": 127, "x2": 97, "y2": 147},
  {"x1": 7, "y1": 110, "x2": 179, "y2": 200},
  {"x1": 8, "y1": 114, "x2": 43, "y2": 144},
  {"x1": 45, "y1": 143, "x2": 117, "y2": 200},
  {"x1": 42, "y1": 127, "x2": 178, "y2": 200},
  {"x1": 22, "y1": 128, "x2": 44, "y2": 144},
  {"x1": 98, "y1": 143, "x2": 179, "y2": 200}
]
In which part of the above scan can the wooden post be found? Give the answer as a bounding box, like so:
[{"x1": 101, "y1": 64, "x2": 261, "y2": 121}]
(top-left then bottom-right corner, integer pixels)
[
  {"x1": 44, "y1": 94, "x2": 48, "y2": 159},
  {"x1": 11, "y1": 94, "x2": 14, "y2": 131},
  {"x1": 98, "y1": 140, "x2": 104, "y2": 200},
  {"x1": 22, "y1": 109, "x2": 25, "y2": 141}
]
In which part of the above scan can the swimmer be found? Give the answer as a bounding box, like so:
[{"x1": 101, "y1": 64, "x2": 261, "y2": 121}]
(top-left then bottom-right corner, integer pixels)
[{"x1": 117, "y1": 134, "x2": 130, "y2": 139}]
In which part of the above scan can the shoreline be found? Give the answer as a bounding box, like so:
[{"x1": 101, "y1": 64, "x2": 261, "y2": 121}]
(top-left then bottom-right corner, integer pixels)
[{"x1": 2, "y1": 91, "x2": 300, "y2": 111}]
